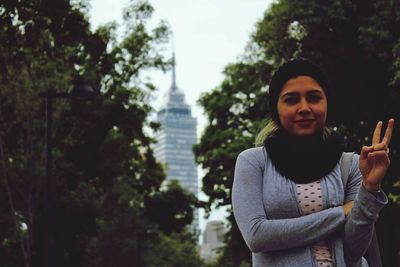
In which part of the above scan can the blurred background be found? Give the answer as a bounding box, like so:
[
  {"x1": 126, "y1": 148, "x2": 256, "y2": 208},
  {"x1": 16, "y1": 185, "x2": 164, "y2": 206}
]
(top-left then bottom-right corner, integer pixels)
[{"x1": 0, "y1": 0, "x2": 399, "y2": 266}]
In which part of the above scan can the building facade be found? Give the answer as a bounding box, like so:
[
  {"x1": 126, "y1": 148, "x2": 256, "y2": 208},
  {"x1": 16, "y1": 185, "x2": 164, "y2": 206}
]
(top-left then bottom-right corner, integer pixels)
[
  {"x1": 154, "y1": 53, "x2": 199, "y2": 230},
  {"x1": 200, "y1": 220, "x2": 226, "y2": 262}
]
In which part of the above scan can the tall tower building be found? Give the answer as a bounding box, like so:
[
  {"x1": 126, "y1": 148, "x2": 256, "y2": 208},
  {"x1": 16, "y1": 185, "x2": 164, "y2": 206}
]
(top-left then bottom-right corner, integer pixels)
[{"x1": 154, "y1": 52, "x2": 199, "y2": 231}]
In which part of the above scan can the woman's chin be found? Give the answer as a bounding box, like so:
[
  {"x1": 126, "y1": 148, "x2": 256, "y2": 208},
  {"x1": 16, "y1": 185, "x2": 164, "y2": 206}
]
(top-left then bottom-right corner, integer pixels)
[{"x1": 290, "y1": 127, "x2": 322, "y2": 137}]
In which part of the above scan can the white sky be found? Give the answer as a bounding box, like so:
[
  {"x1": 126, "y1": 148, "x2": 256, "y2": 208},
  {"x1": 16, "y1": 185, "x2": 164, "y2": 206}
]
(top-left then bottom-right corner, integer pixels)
[{"x1": 89, "y1": 0, "x2": 272, "y2": 236}]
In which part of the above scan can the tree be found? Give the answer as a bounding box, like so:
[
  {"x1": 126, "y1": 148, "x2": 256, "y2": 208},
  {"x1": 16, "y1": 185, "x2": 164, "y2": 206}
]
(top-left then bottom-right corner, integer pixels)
[
  {"x1": 195, "y1": 0, "x2": 400, "y2": 266},
  {"x1": 0, "y1": 0, "x2": 100, "y2": 265},
  {"x1": 0, "y1": 0, "x2": 199, "y2": 266},
  {"x1": 145, "y1": 180, "x2": 197, "y2": 234},
  {"x1": 144, "y1": 231, "x2": 205, "y2": 267}
]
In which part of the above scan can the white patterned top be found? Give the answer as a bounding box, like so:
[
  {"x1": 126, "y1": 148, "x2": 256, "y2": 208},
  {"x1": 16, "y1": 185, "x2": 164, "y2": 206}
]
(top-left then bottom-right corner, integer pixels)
[{"x1": 297, "y1": 181, "x2": 333, "y2": 267}]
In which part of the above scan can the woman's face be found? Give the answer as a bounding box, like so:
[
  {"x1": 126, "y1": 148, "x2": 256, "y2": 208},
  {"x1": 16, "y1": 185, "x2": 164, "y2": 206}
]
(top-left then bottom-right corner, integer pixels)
[{"x1": 277, "y1": 75, "x2": 327, "y2": 137}]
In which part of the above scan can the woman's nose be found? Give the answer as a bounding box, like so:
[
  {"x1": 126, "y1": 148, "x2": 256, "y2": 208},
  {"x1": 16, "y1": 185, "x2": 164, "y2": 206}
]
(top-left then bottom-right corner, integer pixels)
[{"x1": 298, "y1": 99, "x2": 311, "y2": 114}]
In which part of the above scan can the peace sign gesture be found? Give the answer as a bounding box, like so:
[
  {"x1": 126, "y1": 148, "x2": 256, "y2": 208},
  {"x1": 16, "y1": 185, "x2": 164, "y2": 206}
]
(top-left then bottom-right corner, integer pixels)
[{"x1": 359, "y1": 119, "x2": 395, "y2": 192}]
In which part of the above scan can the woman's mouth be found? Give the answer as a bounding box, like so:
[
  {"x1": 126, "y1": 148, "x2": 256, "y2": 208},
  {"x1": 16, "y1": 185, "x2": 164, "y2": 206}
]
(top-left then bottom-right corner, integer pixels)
[{"x1": 295, "y1": 119, "x2": 315, "y2": 126}]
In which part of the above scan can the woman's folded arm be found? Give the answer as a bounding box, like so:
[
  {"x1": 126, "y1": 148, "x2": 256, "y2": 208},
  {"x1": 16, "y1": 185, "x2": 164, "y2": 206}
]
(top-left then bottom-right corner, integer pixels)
[{"x1": 232, "y1": 154, "x2": 346, "y2": 253}]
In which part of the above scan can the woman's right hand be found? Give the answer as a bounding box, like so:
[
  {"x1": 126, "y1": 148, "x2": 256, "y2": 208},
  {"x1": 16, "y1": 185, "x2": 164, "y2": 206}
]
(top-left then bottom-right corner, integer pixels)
[
  {"x1": 359, "y1": 119, "x2": 394, "y2": 191},
  {"x1": 342, "y1": 201, "x2": 354, "y2": 217}
]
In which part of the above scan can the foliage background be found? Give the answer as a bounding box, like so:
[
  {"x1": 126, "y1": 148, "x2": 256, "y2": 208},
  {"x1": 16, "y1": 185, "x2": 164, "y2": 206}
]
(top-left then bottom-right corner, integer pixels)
[{"x1": 0, "y1": 0, "x2": 201, "y2": 266}]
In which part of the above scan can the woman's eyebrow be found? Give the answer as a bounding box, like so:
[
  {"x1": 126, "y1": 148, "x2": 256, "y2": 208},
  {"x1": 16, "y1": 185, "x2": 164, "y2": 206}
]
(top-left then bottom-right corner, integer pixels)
[
  {"x1": 280, "y1": 92, "x2": 299, "y2": 98},
  {"x1": 281, "y1": 89, "x2": 323, "y2": 98},
  {"x1": 307, "y1": 89, "x2": 323, "y2": 94}
]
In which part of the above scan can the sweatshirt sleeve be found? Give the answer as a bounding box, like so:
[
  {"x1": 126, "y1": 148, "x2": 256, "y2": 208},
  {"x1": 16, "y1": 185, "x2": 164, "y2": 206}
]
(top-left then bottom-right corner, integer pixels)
[
  {"x1": 232, "y1": 152, "x2": 346, "y2": 253},
  {"x1": 343, "y1": 154, "x2": 388, "y2": 262}
]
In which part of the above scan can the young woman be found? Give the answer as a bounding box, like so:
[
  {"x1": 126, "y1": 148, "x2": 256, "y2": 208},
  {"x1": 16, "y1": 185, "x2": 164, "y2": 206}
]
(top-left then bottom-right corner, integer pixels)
[{"x1": 232, "y1": 59, "x2": 393, "y2": 267}]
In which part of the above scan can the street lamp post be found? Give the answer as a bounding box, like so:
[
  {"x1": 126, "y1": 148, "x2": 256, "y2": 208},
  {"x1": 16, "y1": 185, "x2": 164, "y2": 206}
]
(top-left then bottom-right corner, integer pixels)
[{"x1": 39, "y1": 84, "x2": 96, "y2": 267}]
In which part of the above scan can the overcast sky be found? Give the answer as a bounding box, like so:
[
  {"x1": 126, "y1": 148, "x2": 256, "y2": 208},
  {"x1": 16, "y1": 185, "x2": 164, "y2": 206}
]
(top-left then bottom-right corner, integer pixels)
[
  {"x1": 90, "y1": 0, "x2": 271, "y2": 134},
  {"x1": 89, "y1": 0, "x2": 272, "y2": 233}
]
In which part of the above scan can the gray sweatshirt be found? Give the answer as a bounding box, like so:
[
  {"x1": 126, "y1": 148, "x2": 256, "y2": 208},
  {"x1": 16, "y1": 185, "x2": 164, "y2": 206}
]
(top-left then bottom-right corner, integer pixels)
[{"x1": 232, "y1": 147, "x2": 387, "y2": 267}]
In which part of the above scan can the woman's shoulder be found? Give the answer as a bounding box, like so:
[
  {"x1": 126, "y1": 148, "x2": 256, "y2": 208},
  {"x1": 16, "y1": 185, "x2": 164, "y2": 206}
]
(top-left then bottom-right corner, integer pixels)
[
  {"x1": 340, "y1": 152, "x2": 361, "y2": 178},
  {"x1": 340, "y1": 152, "x2": 360, "y2": 166},
  {"x1": 237, "y1": 146, "x2": 266, "y2": 167},
  {"x1": 238, "y1": 146, "x2": 264, "y2": 157}
]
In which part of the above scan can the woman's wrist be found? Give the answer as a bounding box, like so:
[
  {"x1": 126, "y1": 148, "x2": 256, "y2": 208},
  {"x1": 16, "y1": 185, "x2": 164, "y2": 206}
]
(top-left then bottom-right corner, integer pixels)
[{"x1": 362, "y1": 181, "x2": 381, "y2": 195}]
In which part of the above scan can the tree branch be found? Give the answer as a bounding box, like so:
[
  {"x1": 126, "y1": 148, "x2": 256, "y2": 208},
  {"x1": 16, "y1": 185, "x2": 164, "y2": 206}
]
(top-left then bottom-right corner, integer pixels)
[{"x1": 0, "y1": 136, "x2": 30, "y2": 267}]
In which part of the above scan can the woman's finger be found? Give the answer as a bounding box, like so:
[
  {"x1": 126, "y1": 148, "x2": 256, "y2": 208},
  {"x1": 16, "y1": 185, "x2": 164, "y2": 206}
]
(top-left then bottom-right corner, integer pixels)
[
  {"x1": 360, "y1": 145, "x2": 374, "y2": 159},
  {"x1": 382, "y1": 118, "x2": 395, "y2": 146},
  {"x1": 372, "y1": 121, "x2": 383, "y2": 145},
  {"x1": 372, "y1": 142, "x2": 387, "y2": 152},
  {"x1": 367, "y1": 150, "x2": 390, "y2": 159}
]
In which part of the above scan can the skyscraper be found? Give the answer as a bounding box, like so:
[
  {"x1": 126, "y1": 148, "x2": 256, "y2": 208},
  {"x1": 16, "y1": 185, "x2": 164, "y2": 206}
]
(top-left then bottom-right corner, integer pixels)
[{"x1": 154, "y1": 52, "x2": 199, "y2": 231}]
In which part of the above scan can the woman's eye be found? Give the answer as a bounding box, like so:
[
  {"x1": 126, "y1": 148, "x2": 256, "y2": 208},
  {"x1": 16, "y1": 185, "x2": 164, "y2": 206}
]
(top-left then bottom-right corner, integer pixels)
[
  {"x1": 308, "y1": 95, "x2": 322, "y2": 103},
  {"x1": 284, "y1": 97, "x2": 298, "y2": 104}
]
